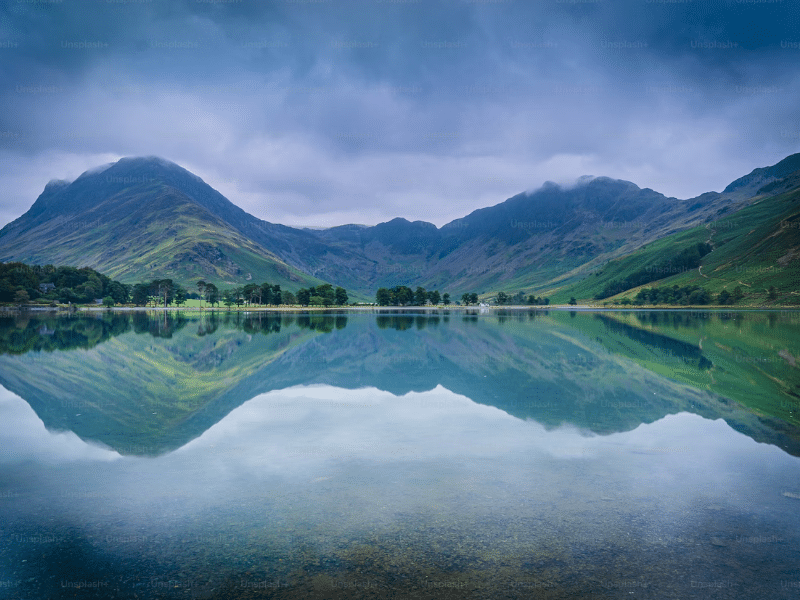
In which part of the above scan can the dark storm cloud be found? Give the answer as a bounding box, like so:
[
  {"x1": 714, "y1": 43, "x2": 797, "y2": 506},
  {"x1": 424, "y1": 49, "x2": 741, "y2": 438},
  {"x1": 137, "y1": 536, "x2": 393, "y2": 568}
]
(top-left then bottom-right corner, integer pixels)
[{"x1": 1, "y1": 0, "x2": 799, "y2": 228}]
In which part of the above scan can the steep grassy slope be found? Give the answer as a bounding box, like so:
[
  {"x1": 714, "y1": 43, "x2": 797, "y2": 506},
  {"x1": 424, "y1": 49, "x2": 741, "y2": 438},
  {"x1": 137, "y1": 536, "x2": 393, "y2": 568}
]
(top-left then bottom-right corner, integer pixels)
[
  {"x1": 551, "y1": 175, "x2": 800, "y2": 304},
  {"x1": 0, "y1": 177, "x2": 329, "y2": 291}
]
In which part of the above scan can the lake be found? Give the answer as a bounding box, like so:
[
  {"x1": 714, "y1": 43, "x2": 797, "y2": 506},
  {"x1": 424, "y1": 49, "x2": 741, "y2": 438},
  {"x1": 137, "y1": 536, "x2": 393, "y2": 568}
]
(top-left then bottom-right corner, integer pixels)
[{"x1": 0, "y1": 309, "x2": 799, "y2": 599}]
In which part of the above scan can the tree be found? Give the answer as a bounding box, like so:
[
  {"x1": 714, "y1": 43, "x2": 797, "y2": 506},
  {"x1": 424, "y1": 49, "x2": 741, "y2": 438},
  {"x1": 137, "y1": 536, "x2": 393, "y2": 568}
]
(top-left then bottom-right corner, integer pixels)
[
  {"x1": 732, "y1": 286, "x2": 744, "y2": 303},
  {"x1": 102, "y1": 296, "x2": 115, "y2": 308},
  {"x1": 233, "y1": 287, "x2": 245, "y2": 308},
  {"x1": 0, "y1": 279, "x2": 14, "y2": 303},
  {"x1": 461, "y1": 293, "x2": 471, "y2": 306},
  {"x1": 132, "y1": 283, "x2": 150, "y2": 307},
  {"x1": 14, "y1": 290, "x2": 29, "y2": 306},
  {"x1": 376, "y1": 288, "x2": 391, "y2": 306},
  {"x1": 173, "y1": 285, "x2": 187, "y2": 307},
  {"x1": 197, "y1": 280, "x2": 206, "y2": 308},
  {"x1": 272, "y1": 285, "x2": 282, "y2": 305},
  {"x1": 222, "y1": 289, "x2": 235, "y2": 309},
  {"x1": 241, "y1": 283, "x2": 259, "y2": 306},
  {"x1": 76, "y1": 273, "x2": 102, "y2": 302},
  {"x1": 145, "y1": 281, "x2": 157, "y2": 306},
  {"x1": 205, "y1": 283, "x2": 219, "y2": 307},
  {"x1": 768, "y1": 286, "x2": 777, "y2": 301},
  {"x1": 151, "y1": 279, "x2": 174, "y2": 308},
  {"x1": 496, "y1": 292, "x2": 509, "y2": 305},
  {"x1": 309, "y1": 295, "x2": 324, "y2": 306},
  {"x1": 373, "y1": 285, "x2": 411, "y2": 306},
  {"x1": 688, "y1": 288, "x2": 711, "y2": 305},
  {"x1": 469, "y1": 293, "x2": 478, "y2": 305},
  {"x1": 315, "y1": 283, "x2": 335, "y2": 306},
  {"x1": 335, "y1": 286, "x2": 348, "y2": 305},
  {"x1": 297, "y1": 288, "x2": 311, "y2": 306},
  {"x1": 0, "y1": 261, "x2": 129, "y2": 306},
  {"x1": 261, "y1": 282, "x2": 274, "y2": 306},
  {"x1": 414, "y1": 286, "x2": 428, "y2": 306},
  {"x1": 568, "y1": 297, "x2": 577, "y2": 306},
  {"x1": 282, "y1": 291, "x2": 296, "y2": 305},
  {"x1": 442, "y1": 293, "x2": 450, "y2": 305},
  {"x1": 58, "y1": 287, "x2": 79, "y2": 304},
  {"x1": 428, "y1": 290, "x2": 441, "y2": 306},
  {"x1": 108, "y1": 281, "x2": 129, "y2": 305},
  {"x1": 717, "y1": 289, "x2": 731, "y2": 305},
  {"x1": 395, "y1": 286, "x2": 413, "y2": 306},
  {"x1": 160, "y1": 279, "x2": 174, "y2": 308}
]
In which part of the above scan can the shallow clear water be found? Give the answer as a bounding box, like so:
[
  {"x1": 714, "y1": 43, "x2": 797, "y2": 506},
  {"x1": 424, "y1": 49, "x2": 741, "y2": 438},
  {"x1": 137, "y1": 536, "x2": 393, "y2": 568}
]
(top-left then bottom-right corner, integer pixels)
[{"x1": 0, "y1": 309, "x2": 799, "y2": 599}]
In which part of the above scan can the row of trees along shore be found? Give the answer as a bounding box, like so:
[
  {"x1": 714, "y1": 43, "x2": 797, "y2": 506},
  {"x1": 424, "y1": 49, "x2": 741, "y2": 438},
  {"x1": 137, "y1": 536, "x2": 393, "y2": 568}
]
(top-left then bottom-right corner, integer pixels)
[
  {"x1": 0, "y1": 262, "x2": 783, "y2": 309},
  {"x1": 0, "y1": 263, "x2": 130, "y2": 306},
  {"x1": 0, "y1": 263, "x2": 354, "y2": 308},
  {"x1": 375, "y1": 286, "x2": 451, "y2": 306},
  {"x1": 374, "y1": 286, "x2": 551, "y2": 306},
  {"x1": 494, "y1": 292, "x2": 551, "y2": 305},
  {"x1": 137, "y1": 280, "x2": 350, "y2": 308},
  {"x1": 618, "y1": 284, "x2": 770, "y2": 306}
]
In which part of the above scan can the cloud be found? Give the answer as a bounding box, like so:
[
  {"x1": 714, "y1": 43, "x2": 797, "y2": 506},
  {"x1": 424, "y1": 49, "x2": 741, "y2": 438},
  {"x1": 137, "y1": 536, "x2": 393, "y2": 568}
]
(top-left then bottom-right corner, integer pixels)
[{"x1": 1, "y1": 0, "x2": 799, "y2": 228}]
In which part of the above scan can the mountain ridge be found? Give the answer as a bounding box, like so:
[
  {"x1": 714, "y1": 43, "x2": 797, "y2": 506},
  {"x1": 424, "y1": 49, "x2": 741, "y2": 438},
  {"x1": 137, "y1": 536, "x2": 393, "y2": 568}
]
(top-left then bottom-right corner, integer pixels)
[
  {"x1": 1, "y1": 153, "x2": 797, "y2": 297},
  {"x1": 724, "y1": 153, "x2": 800, "y2": 195},
  {"x1": 0, "y1": 160, "x2": 331, "y2": 292}
]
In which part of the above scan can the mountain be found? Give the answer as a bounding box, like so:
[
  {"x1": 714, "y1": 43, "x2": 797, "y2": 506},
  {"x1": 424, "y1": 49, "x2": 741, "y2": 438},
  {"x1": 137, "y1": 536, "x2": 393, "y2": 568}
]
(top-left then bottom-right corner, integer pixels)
[
  {"x1": 0, "y1": 153, "x2": 797, "y2": 298},
  {"x1": 555, "y1": 164, "x2": 800, "y2": 305},
  {"x1": 0, "y1": 157, "x2": 332, "y2": 292},
  {"x1": 723, "y1": 152, "x2": 800, "y2": 196},
  {"x1": 369, "y1": 178, "x2": 734, "y2": 295}
]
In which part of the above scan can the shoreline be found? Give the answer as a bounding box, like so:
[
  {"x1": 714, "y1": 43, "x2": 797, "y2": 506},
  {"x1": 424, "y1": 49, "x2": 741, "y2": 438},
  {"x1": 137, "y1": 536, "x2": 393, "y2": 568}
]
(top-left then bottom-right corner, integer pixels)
[{"x1": 3, "y1": 304, "x2": 799, "y2": 314}]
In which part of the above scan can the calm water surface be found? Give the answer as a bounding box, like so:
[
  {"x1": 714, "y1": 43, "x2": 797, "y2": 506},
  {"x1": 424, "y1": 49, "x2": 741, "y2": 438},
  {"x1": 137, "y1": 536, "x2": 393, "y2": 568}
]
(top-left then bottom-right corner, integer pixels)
[{"x1": 0, "y1": 309, "x2": 799, "y2": 599}]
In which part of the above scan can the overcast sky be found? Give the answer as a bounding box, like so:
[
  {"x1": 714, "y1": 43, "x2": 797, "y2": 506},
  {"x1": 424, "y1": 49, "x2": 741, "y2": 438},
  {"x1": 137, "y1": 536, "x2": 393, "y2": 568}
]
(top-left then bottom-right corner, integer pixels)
[{"x1": 1, "y1": 0, "x2": 799, "y2": 228}]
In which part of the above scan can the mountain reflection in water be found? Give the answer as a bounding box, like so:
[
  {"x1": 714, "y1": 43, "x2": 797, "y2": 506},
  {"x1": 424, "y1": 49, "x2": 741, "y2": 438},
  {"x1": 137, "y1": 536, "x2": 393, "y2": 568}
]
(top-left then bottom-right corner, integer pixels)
[{"x1": 0, "y1": 309, "x2": 799, "y2": 598}]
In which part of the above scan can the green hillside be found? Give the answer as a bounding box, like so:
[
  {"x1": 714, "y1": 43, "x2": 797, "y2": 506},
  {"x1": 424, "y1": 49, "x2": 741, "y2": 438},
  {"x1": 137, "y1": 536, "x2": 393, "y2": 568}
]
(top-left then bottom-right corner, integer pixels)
[
  {"x1": 550, "y1": 176, "x2": 800, "y2": 305},
  {"x1": 0, "y1": 180, "x2": 330, "y2": 292}
]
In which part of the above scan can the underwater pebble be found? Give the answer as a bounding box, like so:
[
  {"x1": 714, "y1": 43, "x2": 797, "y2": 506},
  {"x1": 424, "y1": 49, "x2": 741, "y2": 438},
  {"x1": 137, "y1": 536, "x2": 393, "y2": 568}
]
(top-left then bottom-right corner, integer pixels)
[{"x1": 710, "y1": 537, "x2": 727, "y2": 547}]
